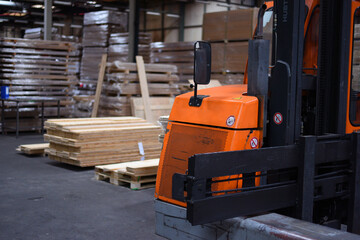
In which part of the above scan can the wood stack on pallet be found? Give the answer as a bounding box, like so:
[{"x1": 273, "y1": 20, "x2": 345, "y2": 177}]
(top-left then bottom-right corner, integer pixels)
[
  {"x1": 150, "y1": 41, "x2": 194, "y2": 82},
  {"x1": 108, "y1": 32, "x2": 152, "y2": 63},
  {"x1": 0, "y1": 38, "x2": 80, "y2": 131},
  {"x1": 16, "y1": 143, "x2": 49, "y2": 155},
  {"x1": 98, "y1": 61, "x2": 179, "y2": 117},
  {"x1": 44, "y1": 117, "x2": 162, "y2": 167},
  {"x1": 202, "y1": 8, "x2": 260, "y2": 84},
  {"x1": 95, "y1": 158, "x2": 159, "y2": 190}
]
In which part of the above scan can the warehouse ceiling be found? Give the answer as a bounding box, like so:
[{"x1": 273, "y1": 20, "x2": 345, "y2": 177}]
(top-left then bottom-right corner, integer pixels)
[
  {"x1": 0, "y1": 0, "x2": 256, "y2": 31},
  {"x1": 0, "y1": 0, "x2": 192, "y2": 24}
]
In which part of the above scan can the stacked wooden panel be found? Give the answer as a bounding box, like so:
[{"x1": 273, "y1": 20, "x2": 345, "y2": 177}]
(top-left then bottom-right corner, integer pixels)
[
  {"x1": 202, "y1": 8, "x2": 259, "y2": 84},
  {"x1": 108, "y1": 32, "x2": 152, "y2": 63},
  {"x1": 95, "y1": 159, "x2": 159, "y2": 190},
  {"x1": 0, "y1": 38, "x2": 80, "y2": 131},
  {"x1": 99, "y1": 61, "x2": 180, "y2": 117},
  {"x1": 44, "y1": 117, "x2": 162, "y2": 167},
  {"x1": 151, "y1": 41, "x2": 194, "y2": 82}
]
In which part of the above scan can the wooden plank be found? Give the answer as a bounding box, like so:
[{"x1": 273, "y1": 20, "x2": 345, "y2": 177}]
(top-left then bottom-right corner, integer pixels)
[
  {"x1": 126, "y1": 158, "x2": 159, "y2": 175},
  {"x1": 188, "y1": 79, "x2": 222, "y2": 90},
  {"x1": 108, "y1": 61, "x2": 177, "y2": 73},
  {"x1": 17, "y1": 143, "x2": 49, "y2": 155},
  {"x1": 130, "y1": 97, "x2": 174, "y2": 123},
  {"x1": 136, "y1": 56, "x2": 154, "y2": 122},
  {"x1": 91, "y1": 54, "x2": 107, "y2": 117}
]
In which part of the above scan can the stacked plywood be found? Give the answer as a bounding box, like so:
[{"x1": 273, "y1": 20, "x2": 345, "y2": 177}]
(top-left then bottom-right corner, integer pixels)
[
  {"x1": 151, "y1": 41, "x2": 194, "y2": 82},
  {"x1": 0, "y1": 38, "x2": 80, "y2": 131},
  {"x1": 99, "y1": 61, "x2": 179, "y2": 117},
  {"x1": 95, "y1": 158, "x2": 159, "y2": 190},
  {"x1": 44, "y1": 117, "x2": 162, "y2": 167},
  {"x1": 202, "y1": 8, "x2": 259, "y2": 84},
  {"x1": 108, "y1": 32, "x2": 152, "y2": 63}
]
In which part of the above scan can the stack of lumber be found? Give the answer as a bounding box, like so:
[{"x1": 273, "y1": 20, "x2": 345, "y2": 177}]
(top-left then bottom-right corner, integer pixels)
[
  {"x1": 44, "y1": 117, "x2": 162, "y2": 167},
  {"x1": 202, "y1": 8, "x2": 259, "y2": 84},
  {"x1": 0, "y1": 38, "x2": 80, "y2": 131},
  {"x1": 16, "y1": 143, "x2": 49, "y2": 155},
  {"x1": 99, "y1": 61, "x2": 179, "y2": 117},
  {"x1": 151, "y1": 41, "x2": 194, "y2": 82},
  {"x1": 108, "y1": 32, "x2": 152, "y2": 63},
  {"x1": 79, "y1": 10, "x2": 127, "y2": 95},
  {"x1": 95, "y1": 158, "x2": 159, "y2": 190}
]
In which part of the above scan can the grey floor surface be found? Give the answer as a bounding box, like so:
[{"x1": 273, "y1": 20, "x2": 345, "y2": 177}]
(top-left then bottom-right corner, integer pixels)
[{"x1": 0, "y1": 133, "x2": 165, "y2": 240}]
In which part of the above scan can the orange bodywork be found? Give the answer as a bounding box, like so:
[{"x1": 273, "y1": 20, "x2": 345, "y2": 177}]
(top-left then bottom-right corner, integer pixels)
[{"x1": 155, "y1": 85, "x2": 261, "y2": 207}]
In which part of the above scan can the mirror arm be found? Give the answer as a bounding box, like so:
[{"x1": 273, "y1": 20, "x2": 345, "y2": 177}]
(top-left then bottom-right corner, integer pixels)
[{"x1": 194, "y1": 82, "x2": 198, "y2": 101}]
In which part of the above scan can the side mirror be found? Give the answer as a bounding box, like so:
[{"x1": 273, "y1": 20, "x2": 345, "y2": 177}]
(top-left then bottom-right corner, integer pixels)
[{"x1": 194, "y1": 41, "x2": 211, "y2": 85}]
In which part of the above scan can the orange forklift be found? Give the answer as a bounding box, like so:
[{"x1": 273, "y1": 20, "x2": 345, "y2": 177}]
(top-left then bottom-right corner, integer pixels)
[{"x1": 155, "y1": 0, "x2": 360, "y2": 238}]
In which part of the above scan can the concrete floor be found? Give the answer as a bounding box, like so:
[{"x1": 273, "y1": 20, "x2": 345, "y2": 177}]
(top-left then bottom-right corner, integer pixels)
[{"x1": 0, "y1": 133, "x2": 164, "y2": 240}]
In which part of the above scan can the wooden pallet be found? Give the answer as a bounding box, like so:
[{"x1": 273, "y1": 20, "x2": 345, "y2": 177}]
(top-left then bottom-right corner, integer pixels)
[
  {"x1": 16, "y1": 143, "x2": 49, "y2": 155},
  {"x1": 95, "y1": 159, "x2": 159, "y2": 190}
]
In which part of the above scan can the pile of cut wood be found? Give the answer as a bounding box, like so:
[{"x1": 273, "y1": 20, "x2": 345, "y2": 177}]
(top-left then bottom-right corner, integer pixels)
[
  {"x1": 44, "y1": 117, "x2": 162, "y2": 167},
  {"x1": 95, "y1": 158, "x2": 159, "y2": 190}
]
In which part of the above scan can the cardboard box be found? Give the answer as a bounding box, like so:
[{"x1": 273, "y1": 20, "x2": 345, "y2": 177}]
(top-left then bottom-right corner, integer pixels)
[
  {"x1": 211, "y1": 42, "x2": 248, "y2": 73},
  {"x1": 203, "y1": 8, "x2": 258, "y2": 41}
]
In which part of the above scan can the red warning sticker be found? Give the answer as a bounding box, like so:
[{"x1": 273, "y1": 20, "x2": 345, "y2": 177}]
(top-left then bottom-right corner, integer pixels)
[
  {"x1": 250, "y1": 137, "x2": 259, "y2": 149},
  {"x1": 273, "y1": 112, "x2": 283, "y2": 125}
]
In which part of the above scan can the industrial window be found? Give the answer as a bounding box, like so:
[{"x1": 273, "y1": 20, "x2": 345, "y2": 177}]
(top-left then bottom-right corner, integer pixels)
[{"x1": 350, "y1": 8, "x2": 360, "y2": 125}]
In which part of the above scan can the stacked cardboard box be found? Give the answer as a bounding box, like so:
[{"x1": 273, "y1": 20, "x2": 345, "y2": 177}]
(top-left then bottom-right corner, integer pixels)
[
  {"x1": 150, "y1": 41, "x2": 195, "y2": 82},
  {"x1": 75, "y1": 10, "x2": 127, "y2": 117},
  {"x1": 202, "y1": 8, "x2": 258, "y2": 84},
  {"x1": 108, "y1": 32, "x2": 152, "y2": 63},
  {"x1": 79, "y1": 10, "x2": 127, "y2": 95}
]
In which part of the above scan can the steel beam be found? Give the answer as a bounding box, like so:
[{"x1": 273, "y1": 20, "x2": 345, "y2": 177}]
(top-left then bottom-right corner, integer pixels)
[{"x1": 44, "y1": 0, "x2": 52, "y2": 41}]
